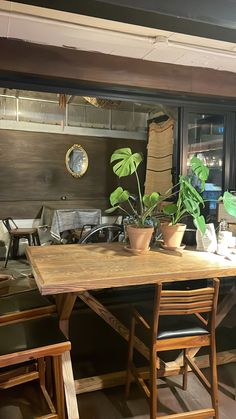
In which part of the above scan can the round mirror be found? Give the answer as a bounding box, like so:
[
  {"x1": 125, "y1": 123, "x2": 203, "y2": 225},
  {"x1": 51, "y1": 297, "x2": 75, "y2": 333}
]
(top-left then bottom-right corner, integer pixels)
[{"x1": 65, "y1": 144, "x2": 88, "y2": 178}]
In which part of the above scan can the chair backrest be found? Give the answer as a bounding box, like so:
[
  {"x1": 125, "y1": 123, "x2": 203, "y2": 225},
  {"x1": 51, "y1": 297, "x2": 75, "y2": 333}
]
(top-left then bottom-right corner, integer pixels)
[
  {"x1": 2, "y1": 218, "x2": 18, "y2": 232},
  {"x1": 78, "y1": 223, "x2": 123, "y2": 244},
  {"x1": 152, "y1": 278, "x2": 219, "y2": 339}
]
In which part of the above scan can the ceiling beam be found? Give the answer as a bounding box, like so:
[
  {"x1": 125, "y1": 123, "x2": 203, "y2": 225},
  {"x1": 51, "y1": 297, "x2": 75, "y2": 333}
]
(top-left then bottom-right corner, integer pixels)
[
  {"x1": 11, "y1": 0, "x2": 236, "y2": 43},
  {"x1": 0, "y1": 38, "x2": 236, "y2": 103}
]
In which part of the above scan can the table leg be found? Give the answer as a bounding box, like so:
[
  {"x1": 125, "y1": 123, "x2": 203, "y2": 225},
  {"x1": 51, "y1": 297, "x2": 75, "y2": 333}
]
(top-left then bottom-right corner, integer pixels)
[
  {"x1": 55, "y1": 293, "x2": 77, "y2": 338},
  {"x1": 55, "y1": 294, "x2": 79, "y2": 419},
  {"x1": 62, "y1": 351, "x2": 80, "y2": 419}
]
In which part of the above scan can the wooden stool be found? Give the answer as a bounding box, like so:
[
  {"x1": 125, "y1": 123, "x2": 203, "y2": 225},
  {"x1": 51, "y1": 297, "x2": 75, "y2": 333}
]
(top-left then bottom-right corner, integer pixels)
[
  {"x1": 0, "y1": 316, "x2": 71, "y2": 419},
  {"x1": 2, "y1": 217, "x2": 40, "y2": 267},
  {"x1": 126, "y1": 278, "x2": 220, "y2": 419}
]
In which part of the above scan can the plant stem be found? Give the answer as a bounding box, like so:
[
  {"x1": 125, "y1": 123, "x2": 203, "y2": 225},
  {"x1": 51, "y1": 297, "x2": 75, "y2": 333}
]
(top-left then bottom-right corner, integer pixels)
[
  {"x1": 135, "y1": 170, "x2": 144, "y2": 214},
  {"x1": 127, "y1": 199, "x2": 138, "y2": 216}
]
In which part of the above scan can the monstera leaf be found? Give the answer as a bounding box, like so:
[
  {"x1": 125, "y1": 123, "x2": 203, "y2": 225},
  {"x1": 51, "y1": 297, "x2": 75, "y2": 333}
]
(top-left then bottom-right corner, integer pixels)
[
  {"x1": 111, "y1": 148, "x2": 143, "y2": 177},
  {"x1": 143, "y1": 192, "x2": 160, "y2": 209},
  {"x1": 220, "y1": 191, "x2": 236, "y2": 218},
  {"x1": 190, "y1": 156, "x2": 209, "y2": 191}
]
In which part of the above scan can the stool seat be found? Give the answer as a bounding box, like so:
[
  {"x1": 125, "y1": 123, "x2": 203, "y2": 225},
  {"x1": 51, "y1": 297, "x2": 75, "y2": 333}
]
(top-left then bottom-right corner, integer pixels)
[
  {"x1": 135, "y1": 305, "x2": 209, "y2": 339},
  {"x1": 9, "y1": 228, "x2": 38, "y2": 236},
  {"x1": 0, "y1": 289, "x2": 55, "y2": 322},
  {"x1": 0, "y1": 316, "x2": 69, "y2": 358}
]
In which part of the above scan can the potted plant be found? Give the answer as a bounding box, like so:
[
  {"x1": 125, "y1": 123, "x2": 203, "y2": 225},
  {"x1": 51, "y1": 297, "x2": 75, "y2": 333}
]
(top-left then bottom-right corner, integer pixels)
[
  {"x1": 106, "y1": 148, "x2": 161, "y2": 252},
  {"x1": 161, "y1": 157, "x2": 209, "y2": 248},
  {"x1": 106, "y1": 148, "x2": 209, "y2": 252}
]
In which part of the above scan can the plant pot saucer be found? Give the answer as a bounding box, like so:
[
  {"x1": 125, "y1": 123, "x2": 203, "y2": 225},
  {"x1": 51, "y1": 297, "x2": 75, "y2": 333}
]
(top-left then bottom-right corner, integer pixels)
[
  {"x1": 124, "y1": 245, "x2": 150, "y2": 255},
  {"x1": 161, "y1": 243, "x2": 186, "y2": 251}
]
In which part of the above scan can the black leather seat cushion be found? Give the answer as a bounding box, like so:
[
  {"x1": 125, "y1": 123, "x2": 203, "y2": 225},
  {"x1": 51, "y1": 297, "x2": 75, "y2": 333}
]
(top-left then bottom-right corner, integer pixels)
[
  {"x1": 135, "y1": 304, "x2": 209, "y2": 341},
  {"x1": 0, "y1": 316, "x2": 68, "y2": 357},
  {"x1": 157, "y1": 315, "x2": 209, "y2": 340},
  {"x1": 0, "y1": 290, "x2": 54, "y2": 316}
]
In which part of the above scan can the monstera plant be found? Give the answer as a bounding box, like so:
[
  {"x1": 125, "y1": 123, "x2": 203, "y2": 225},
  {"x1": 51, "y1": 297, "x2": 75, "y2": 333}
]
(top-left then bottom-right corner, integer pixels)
[
  {"x1": 106, "y1": 148, "x2": 161, "y2": 228},
  {"x1": 106, "y1": 148, "x2": 209, "y2": 251}
]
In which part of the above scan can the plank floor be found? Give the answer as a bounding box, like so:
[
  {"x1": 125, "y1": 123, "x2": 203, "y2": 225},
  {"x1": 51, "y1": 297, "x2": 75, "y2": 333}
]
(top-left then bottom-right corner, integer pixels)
[{"x1": 0, "y1": 258, "x2": 236, "y2": 418}]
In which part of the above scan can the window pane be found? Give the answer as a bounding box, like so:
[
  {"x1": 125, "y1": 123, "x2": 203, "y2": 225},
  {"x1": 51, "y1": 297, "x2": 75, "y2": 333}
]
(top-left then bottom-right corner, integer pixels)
[{"x1": 187, "y1": 113, "x2": 224, "y2": 216}]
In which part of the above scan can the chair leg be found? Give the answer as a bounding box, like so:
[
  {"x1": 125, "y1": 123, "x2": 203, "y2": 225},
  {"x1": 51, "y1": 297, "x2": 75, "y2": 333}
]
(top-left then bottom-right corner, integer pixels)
[
  {"x1": 12, "y1": 237, "x2": 19, "y2": 259},
  {"x1": 150, "y1": 348, "x2": 157, "y2": 419},
  {"x1": 34, "y1": 231, "x2": 41, "y2": 246},
  {"x1": 4, "y1": 237, "x2": 13, "y2": 268},
  {"x1": 53, "y1": 355, "x2": 65, "y2": 419},
  {"x1": 125, "y1": 316, "x2": 135, "y2": 398},
  {"x1": 209, "y1": 338, "x2": 219, "y2": 419},
  {"x1": 183, "y1": 348, "x2": 188, "y2": 390}
]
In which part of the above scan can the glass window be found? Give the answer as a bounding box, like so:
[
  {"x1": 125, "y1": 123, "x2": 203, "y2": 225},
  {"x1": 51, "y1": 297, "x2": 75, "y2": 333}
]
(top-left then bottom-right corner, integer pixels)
[{"x1": 186, "y1": 113, "x2": 224, "y2": 216}]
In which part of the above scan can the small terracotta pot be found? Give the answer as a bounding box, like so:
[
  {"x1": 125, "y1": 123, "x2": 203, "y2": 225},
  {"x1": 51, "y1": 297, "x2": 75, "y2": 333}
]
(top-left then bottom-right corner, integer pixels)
[
  {"x1": 127, "y1": 225, "x2": 154, "y2": 252},
  {"x1": 161, "y1": 223, "x2": 186, "y2": 248}
]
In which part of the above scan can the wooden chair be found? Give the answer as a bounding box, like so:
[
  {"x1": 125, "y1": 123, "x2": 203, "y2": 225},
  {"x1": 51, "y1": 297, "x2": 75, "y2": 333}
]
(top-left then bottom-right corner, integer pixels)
[
  {"x1": 126, "y1": 278, "x2": 220, "y2": 419},
  {"x1": 0, "y1": 316, "x2": 71, "y2": 419},
  {"x1": 2, "y1": 217, "x2": 40, "y2": 267}
]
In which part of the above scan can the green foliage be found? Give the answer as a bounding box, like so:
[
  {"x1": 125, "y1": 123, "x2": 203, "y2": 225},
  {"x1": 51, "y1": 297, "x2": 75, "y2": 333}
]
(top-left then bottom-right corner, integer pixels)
[
  {"x1": 106, "y1": 148, "x2": 209, "y2": 233},
  {"x1": 111, "y1": 148, "x2": 143, "y2": 177},
  {"x1": 219, "y1": 191, "x2": 236, "y2": 218},
  {"x1": 106, "y1": 148, "x2": 161, "y2": 226},
  {"x1": 163, "y1": 156, "x2": 209, "y2": 235}
]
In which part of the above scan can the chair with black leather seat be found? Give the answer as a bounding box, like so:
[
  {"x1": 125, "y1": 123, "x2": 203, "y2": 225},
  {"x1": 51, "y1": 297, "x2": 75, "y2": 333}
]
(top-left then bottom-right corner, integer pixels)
[
  {"x1": 126, "y1": 278, "x2": 220, "y2": 419},
  {"x1": 0, "y1": 289, "x2": 56, "y2": 325},
  {"x1": 0, "y1": 316, "x2": 71, "y2": 419},
  {"x1": 2, "y1": 217, "x2": 40, "y2": 267},
  {"x1": 78, "y1": 223, "x2": 123, "y2": 244}
]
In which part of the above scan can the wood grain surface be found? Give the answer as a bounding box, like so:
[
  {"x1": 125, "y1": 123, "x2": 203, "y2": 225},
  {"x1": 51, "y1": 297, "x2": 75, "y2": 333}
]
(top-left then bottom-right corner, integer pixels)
[{"x1": 26, "y1": 243, "x2": 236, "y2": 295}]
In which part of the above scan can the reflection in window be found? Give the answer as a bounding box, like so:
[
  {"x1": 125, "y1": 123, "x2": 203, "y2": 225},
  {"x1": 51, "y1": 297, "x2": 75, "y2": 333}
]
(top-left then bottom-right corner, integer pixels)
[{"x1": 187, "y1": 113, "x2": 224, "y2": 216}]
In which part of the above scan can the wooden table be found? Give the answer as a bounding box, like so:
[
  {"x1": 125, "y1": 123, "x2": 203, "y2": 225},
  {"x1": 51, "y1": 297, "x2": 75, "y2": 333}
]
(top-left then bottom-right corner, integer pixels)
[{"x1": 26, "y1": 242, "x2": 236, "y2": 418}]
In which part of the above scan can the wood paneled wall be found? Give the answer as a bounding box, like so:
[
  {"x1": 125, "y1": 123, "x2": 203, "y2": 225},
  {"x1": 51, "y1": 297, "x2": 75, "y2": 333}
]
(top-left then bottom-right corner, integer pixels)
[{"x1": 0, "y1": 130, "x2": 146, "y2": 219}]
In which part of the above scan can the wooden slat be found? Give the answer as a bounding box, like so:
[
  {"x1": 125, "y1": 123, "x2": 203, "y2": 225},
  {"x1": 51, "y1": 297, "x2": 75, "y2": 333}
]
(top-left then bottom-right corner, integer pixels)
[
  {"x1": 0, "y1": 342, "x2": 71, "y2": 368},
  {"x1": 74, "y1": 349, "x2": 236, "y2": 394},
  {"x1": 162, "y1": 288, "x2": 214, "y2": 297},
  {"x1": 161, "y1": 295, "x2": 212, "y2": 303},
  {"x1": 160, "y1": 300, "x2": 212, "y2": 309},
  {"x1": 156, "y1": 335, "x2": 210, "y2": 352},
  {"x1": 157, "y1": 409, "x2": 215, "y2": 418},
  {"x1": 0, "y1": 371, "x2": 39, "y2": 389},
  {"x1": 160, "y1": 307, "x2": 212, "y2": 315}
]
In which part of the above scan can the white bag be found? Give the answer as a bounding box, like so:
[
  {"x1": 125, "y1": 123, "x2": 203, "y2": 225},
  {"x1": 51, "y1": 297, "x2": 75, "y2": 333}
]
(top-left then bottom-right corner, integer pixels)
[{"x1": 196, "y1": 223, "x2": 217, "y2": 253}]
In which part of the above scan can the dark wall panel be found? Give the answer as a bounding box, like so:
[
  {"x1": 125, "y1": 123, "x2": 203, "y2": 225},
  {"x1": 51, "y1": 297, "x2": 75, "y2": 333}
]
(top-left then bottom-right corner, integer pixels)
[{"x1": 0, "y1": 130, "x2": 146, "y2": 218}]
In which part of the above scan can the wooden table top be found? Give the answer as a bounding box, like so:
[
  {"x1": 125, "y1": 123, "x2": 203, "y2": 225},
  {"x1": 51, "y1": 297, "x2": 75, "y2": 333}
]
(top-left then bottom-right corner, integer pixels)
[{"x1": 26, "y1": 242, "x2": 236, "y2": 295}]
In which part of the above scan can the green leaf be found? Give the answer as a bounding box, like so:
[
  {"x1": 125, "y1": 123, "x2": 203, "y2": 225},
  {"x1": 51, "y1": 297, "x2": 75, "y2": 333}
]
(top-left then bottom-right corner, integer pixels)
[
  {"x1": 110, "y1": 187, "x2": 130, "y2": 206},
  {"x1": 110, "y1": 148, "x2": 143, "y2": 177},
  {"x1": 193, "y1": 215, "x2": 206, "y2": 235},
  {"x1": 105, "y1": 206, "x2": 120, "y2": 213},
  {"x1": 163, "y1": 203, "x2": 178, "y2": 215},
  {"x1": 143, "y1": 192, "x2": 160, "y2": 209},
  {"x1": 183, "y1": 198, "x2": 200, "y2": 217},
  {"x1": 221, "y1": 191, "x2": 236, "y2": 218},
  {"x1": 190, "y1": 156, "x2": 209, "y2": 191},
  {"x1": 181, "y1": 178, "x2": 204, "y2": 205}
]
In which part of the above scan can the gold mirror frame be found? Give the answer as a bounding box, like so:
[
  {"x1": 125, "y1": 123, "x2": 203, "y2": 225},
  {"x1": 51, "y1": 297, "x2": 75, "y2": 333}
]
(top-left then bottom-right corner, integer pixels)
[{"x1": 65, "y1": 144, "x2": 88, "y2": 178}]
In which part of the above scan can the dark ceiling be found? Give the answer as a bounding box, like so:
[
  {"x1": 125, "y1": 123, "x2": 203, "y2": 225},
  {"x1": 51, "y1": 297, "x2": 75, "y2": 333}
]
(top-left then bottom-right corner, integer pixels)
[{"x1": 12, "y1": 0, "x2": 236, "y2": 43}]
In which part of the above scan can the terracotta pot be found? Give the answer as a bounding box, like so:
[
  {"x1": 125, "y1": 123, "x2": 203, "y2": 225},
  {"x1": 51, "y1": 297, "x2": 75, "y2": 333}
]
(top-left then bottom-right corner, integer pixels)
[
  {"x1": 161, "y1": 223, "x2": 186, "y2": 249},
  {"x1": 127, "y1": 225, "x2": 154, "y2": 252}
]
